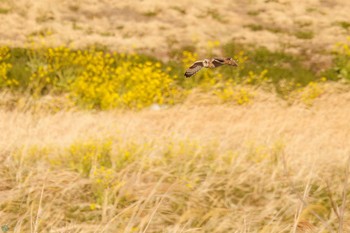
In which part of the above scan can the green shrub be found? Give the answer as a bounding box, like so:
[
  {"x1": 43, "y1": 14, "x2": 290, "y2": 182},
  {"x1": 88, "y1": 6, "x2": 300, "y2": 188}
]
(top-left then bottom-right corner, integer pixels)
[{"x1": 325, "y1": 38, "x2": 350, "y2": 81}]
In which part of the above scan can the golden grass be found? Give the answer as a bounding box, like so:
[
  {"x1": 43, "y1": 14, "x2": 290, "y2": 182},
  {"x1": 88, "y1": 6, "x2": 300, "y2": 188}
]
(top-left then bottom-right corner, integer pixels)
[
  {"x1": 1, "y1": 85, "x2": 350, "y2": 232},
  {"x1": 1, "y1": 1, "x2": 350, "y2": 232},
  {"x1": 1, "y1": 0, "x2": 350, "y2": 57}
]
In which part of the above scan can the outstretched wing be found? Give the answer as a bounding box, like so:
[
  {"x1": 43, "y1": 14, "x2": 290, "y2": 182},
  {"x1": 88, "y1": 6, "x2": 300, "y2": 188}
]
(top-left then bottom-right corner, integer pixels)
[
  {"x1": 184, "y1": 61, "x2": 204, "y2": 78},
  {"x1": 212, "y1": 58, "x2": 226, "y2": 67},
  {"x1": 213, "y1": 57, "x2": 238, "y2": 67}
]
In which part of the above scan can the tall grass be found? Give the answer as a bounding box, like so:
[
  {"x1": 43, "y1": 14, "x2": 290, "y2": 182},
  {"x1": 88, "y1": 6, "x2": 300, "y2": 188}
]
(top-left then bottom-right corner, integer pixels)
[
  {"x1": 1, "y1": 38, "x2": 350, "y2": 232},
  {"x1": 1, "y1": 94, "x2": 350, "y2": 232}
]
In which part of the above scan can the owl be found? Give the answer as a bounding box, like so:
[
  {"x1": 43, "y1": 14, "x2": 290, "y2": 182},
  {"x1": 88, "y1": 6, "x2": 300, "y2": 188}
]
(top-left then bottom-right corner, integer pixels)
[{"x1": 184, "y1": 57, "x2": 238, "y2": 78}]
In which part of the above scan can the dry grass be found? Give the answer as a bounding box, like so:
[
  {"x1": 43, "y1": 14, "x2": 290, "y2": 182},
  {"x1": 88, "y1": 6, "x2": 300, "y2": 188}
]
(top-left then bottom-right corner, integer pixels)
[
  {"x1": 1, "y1": 85, "x2": 350, "y2": 232},
  {"x1": 1, "y1": 0, "x2": 350, "y2": 232},
  {"x1": 0, "y1": 0, "x2": 350, "y2": 58}
]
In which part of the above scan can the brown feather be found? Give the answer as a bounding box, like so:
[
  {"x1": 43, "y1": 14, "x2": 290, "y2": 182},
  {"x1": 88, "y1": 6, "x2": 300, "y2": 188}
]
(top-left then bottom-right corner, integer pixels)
[
  {"x1": 184, "y1": 58, "x2": 238, "y2": 78},
  {"x1": 184, "y1": 61, "x2": 204, "y2": 78},
  {"x1": 212, "y1": 58, "x2": 225, "y2": 67}
]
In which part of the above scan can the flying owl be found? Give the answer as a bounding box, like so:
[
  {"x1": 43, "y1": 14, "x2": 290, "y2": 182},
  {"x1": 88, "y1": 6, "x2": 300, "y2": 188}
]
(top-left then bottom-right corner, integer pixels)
[{"x1": 184, "y1": 57, "x2": 238, "y2": 78}]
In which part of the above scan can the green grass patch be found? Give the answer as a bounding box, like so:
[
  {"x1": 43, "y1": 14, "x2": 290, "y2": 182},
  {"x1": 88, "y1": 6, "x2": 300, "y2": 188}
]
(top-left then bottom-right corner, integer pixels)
[
  {"x1": 295, "y1": 30, "x2": 314, "y2": 40},
  {"x1": 247, "y1": 10, "x2": 261, "y2": 16},
  {"x1": 336, "y1": 21, "x2": 350, "y2": 31},
  {"x1": 244, "y1": 24, "x2": 264, "y2": 31},
  {"x1": 0, "y1": 7, "x2": 10, "y2": 14},
  {"x1": 222, "y1": 42, "x2": 316, "y2": 87},
  {"x1": 142, "y1": 9, "x2": 161, "y2": 17}
]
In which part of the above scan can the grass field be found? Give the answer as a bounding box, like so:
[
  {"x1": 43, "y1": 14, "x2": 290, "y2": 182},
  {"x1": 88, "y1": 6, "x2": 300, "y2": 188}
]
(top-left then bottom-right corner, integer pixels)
[
  {"x1": 1, "y1": 85, "x2": 350, "y2": 232},
  {"x1": 1, "y1": 0, "x2": 350, "y2": 232}
]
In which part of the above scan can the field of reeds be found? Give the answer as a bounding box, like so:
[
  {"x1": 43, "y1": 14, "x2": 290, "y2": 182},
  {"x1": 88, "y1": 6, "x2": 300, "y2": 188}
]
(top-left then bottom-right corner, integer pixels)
[{"x1": 1, "y1": 0, "x2": 350, "y2": 232}]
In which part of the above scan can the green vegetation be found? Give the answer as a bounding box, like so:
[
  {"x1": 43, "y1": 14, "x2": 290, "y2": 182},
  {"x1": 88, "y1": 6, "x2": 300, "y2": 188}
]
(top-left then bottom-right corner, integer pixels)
[
  {"x1": 245, "y1": 24, "x2": 284, "y2": 34},
  {"x1": 142, "y1": 9, "x2": 161, "y2": 17},
  {"x1": 336, "y1": 21, "x2": 350, "y2": 31},
  {"x1": 0, "y1": 7, "x2": 10, "y2": 14},
  {"x1": 244, "y1": 24, "x2": 264, "y2": 31},
  {"x1": 295, "y1": 30, "x2": 314, "y2": 40},
  {"x1": 1, "y1": 38, "x2": 350, "y2": 109},
  {"x1": 317, "y1": 39, "x2": 350, "y2": 83},
  {"x1": 221, "y1": 42, "x2": 326, "y2": 98},
  {"x1": 0, "y1": 46, "x2": 178, "y2": 109},
  {"x1": 247, "y1": 10, "x2": 261, "y2": 16}
]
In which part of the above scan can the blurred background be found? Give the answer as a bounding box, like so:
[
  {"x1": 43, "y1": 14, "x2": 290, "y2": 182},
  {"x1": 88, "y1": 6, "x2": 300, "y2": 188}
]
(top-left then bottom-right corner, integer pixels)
[
  {"x1": 1, "y1": 0, "x2": 350, "y2": 55},
  {"x1": 1, "y1": 0, "x2": 350, "y2": 232}
]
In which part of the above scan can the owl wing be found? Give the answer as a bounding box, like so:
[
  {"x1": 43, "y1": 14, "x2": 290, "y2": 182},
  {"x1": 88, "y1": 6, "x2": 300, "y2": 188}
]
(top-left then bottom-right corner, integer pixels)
[
  {"x1": 213, "y1": 57, "x2": 238, "y2": 67},
  {"x1": 184, "y1": 61, "x2": 204, "y2": 78},
  {"x1": 212, "y1": 58, "x2": 226, "y2": 67}
]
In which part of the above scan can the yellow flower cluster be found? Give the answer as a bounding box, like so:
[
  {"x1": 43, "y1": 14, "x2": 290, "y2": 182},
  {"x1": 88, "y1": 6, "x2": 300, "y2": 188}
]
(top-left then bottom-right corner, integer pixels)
[
  {"x1": 28, "y1": 46, "x2": 94, "y2": 96},
  {"x1": 214, "y1": 79, "x2": 253, "y2": 105},
  {"x1": 25, "y1": 46, "x2": 178, "y2": 109},
  {"x1": 0, "y1": 47, "x2": 16, "y2": 87},
  {"x1": 213, "y1": 69, "x2": 268, "y2": 105},
  {"x1": 300, "y1": 80, "x2": 325, "y2": 106},
  {"x1": 244, "y1": 69, "x2": 269, "y2": 85},
  {"x1": 71, "y1": 53, "x2": 177, "y2": 109},
  {"x1": 334, "y1": 37, "x2": 350, "y2": 81},
  {"x1": 0, "y1": 44, "x2": 337, "y2": 109},
  {"x1": 182, "y1": 51, "x2": 198, "y2": 68},
  {"x1": 67, "y1": 139, "x2": 112, "y2": 177},
  {"x1": 335, "y1": 36, "x2": 350, "y2": 56},
  {"x1": 206, "y1": 40, "x2": 220, "y2": 55}
]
